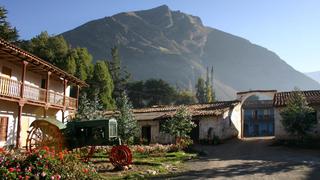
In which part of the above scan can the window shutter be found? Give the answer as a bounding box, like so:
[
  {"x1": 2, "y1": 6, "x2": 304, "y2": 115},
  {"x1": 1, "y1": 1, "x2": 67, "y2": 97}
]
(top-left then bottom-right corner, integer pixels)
[{"x1": 0, "y1": 117, "x2": 8, "y2": 141}]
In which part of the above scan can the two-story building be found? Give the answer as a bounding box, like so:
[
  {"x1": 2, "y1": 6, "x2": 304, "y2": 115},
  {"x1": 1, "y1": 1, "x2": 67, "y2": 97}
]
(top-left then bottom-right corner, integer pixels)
[{"x1": 0, "y1": 38, "x2": 87, "y2": 148}]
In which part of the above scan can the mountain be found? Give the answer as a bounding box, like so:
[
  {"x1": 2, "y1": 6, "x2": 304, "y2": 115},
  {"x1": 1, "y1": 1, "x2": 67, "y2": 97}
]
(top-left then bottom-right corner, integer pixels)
[
  {"x1": 305, "y1": 71, "x2": 320, "y2": 83},
  {"x1": 61, "y1": 5, "x2": 320, "y2": 100}
]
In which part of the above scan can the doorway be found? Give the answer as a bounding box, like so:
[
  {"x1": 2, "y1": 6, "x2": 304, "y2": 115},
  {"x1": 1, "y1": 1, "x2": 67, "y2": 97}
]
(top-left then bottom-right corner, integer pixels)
[
  {"x1": 189, "y1": 120, "x2": 199, "y2": 143},
  {"x1": 141, "y1": 126, "x2": 151, "y2": 144}
]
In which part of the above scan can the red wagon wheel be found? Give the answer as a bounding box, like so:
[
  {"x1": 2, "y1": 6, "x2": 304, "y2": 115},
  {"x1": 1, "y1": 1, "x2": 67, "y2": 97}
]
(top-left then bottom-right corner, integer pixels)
[
  {"x1": 110, "y1": 145, "x2": 132, "y2": 168},
  {"x1": 26, "y1": 121, "x2": 63, "y2": 153}
]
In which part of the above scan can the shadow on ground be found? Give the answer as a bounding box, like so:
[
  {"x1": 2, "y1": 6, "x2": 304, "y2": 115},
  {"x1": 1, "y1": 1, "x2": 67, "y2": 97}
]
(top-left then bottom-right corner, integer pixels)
[{"x1": 152, "y1": 138, "x2": 320, "y2": 179}]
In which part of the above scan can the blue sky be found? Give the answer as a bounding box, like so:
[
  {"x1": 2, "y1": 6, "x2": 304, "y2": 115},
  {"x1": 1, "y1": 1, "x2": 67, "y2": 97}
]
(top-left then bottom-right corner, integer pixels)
[{"x1": 2, "y1": 0, "x2": 320, "y2": 73}]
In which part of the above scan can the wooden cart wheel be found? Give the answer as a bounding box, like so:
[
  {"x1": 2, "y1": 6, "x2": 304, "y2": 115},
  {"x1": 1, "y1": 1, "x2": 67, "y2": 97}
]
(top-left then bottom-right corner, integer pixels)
[
  {"x1": 26, "y1": 121, "x2": 63, "y2": 153},
  {"x1": 110, "y1": 145, "x2": 132, "y2": 168}
]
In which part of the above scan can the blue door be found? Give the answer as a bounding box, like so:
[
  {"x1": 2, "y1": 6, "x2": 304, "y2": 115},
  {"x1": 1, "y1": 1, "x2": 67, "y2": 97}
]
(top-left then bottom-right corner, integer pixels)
[{"x1": 244, "y1": 108, "x2": 274, "y2": 137}]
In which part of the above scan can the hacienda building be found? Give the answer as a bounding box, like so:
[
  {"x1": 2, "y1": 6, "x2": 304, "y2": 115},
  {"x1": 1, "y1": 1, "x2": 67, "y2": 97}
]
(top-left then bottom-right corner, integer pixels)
[
  {"x1": 129, "y1": 90, "x2": 320, "y2": 144},
  {"x1": 0, "y1": 39, "x2": 87, "y2": 148}
]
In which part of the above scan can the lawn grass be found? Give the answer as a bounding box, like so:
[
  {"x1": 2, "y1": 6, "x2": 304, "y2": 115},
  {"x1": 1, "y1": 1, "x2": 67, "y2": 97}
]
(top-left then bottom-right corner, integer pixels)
[{"x1": 94, "y1": 151, "x2": 197, "y2": 179}]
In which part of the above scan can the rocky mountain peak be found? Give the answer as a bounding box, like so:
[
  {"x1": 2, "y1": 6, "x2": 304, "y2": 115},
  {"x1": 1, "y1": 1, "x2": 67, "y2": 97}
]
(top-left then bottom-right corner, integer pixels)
[{"x1": 62, "y1": 6, "x2": 320, "y2": 100}]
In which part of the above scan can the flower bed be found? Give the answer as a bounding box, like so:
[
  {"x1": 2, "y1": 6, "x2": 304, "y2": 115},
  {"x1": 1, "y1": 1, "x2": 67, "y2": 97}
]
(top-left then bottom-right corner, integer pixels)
[{"x1": 0, "y1": 147, "x2": 99, "y2": 180}]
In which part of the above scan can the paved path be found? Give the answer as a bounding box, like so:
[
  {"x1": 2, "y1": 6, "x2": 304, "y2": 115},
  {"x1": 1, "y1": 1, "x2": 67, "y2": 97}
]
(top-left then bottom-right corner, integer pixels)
[{"x1": 161, "y1": 137, "x2": 320, "y2": 180}]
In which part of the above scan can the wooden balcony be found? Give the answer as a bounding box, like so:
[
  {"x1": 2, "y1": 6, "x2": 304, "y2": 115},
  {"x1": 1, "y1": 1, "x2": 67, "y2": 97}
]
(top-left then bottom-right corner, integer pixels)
[{"x1": 0, "y1": 75, "x2": 77, "y2": 110}]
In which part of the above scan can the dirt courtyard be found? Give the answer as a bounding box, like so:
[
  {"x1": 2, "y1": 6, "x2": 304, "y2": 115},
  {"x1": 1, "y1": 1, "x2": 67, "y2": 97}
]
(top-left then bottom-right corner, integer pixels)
[{"x1": 160, "y1": 137, "x2": 320, "y2": 180}]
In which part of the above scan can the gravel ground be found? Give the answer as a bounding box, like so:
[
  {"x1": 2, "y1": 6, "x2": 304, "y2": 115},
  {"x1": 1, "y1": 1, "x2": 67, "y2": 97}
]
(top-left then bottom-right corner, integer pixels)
[{"x1": 157, "y1": 137, "x2": 320, "y2": 180}]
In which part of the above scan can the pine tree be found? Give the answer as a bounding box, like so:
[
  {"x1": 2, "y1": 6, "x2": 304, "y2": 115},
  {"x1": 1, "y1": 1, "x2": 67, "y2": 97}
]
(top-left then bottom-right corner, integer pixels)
[
  {"x1": 108, "y1": 46, "x2": 131, "y2": 104},
  {"x1": 75, "y1": 92, "x2": 104, "y2": 121},
  {"x1": 204, "y1": 67, "x2": 213, "y2": 103},
  {"x1": 210, "y1": 66, "x2": 216, "y2": 102},
  {"x1": 195, "y1": 77, "x2": 206, "y2": 103},
  {"x1": 117, "y1": 91, "x2": 139, "y2": 144},
  {"x1": 90, "y1": 61, "x2": 115, "y2": 110},
  {"x1": 0, "y1": 6, "x2": 18, "y2": 42}
]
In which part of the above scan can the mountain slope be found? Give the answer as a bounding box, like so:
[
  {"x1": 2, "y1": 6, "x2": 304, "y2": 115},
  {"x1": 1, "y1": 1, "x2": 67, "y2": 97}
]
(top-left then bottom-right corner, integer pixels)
[
  {"x1": 61, "y1": 5, "x2": 320, "y2": 100},
  {"x1": 306, "y1": 71, "x2": 320, "y2": 83}
]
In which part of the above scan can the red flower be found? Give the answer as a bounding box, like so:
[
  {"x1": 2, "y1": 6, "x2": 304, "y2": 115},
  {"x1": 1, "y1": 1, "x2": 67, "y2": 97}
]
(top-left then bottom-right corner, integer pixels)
[
  {"x1": 8, "y1": 167, "x2": 15, "y2": 172},
  {"x1": 58, "y1": 152, "x2": 64, "y2": 161},
  {"x1": 82, "y1": 168, "x2": 89, "y2": 173}
]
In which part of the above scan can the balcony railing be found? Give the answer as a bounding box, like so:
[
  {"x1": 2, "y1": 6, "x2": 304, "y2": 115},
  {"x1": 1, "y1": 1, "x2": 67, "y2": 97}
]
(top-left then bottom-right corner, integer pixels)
[
  {"x1": 0, "y1": 76, "x2": 21, "y2": 98},
  {"x1": 0, "y1": 76, "x2": 77, "y2": 109}
]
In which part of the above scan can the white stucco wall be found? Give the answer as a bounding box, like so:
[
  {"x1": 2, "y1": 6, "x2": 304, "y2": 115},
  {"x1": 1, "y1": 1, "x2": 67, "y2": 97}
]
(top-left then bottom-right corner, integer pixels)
[
  {"x1": 230, "y1": 103, "x2": 242, "y2": 138},
  {"x1": 199, "y1": 111, "x2": 238, "y2": 140}
]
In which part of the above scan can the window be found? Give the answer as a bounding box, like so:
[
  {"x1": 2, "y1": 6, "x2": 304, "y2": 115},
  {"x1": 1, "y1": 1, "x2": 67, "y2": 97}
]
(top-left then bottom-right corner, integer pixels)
[
  {"x1": 2, "y1": 66, "x2": 12, "y2": 77},
  {"x1": 0, "y1": 117, "x2": 8, "y2": 141},
  {"x1": 41, "y1": 79, "x2": 47, "y2": 89},
  {"x1": 109, "y1": 121, "x2": 117, "y2": 138}
]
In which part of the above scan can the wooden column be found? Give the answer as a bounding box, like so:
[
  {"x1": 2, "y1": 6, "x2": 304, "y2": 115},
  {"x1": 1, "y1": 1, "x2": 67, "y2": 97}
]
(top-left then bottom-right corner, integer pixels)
[
  {"x1": 43, "y1": 72, "x2": 51, "y2": 118},
  {"x1": 76, "y1": 85, "x2": 80, "y2": 109},
  {"x1": 16, "y1": 61, "x2": 27, "y2": 148},
  {"x1": 20, "y1": 61, "x2": 28, "y2": 98},
  {"x1": 62, "y1": 79, "x2": 68, "y2": 123},
  {"x1": 45, "y1": 72, "x2": 51, "y2": 103},
  {"x1": 16, "y1": 104, "x2": 23, "y2": 148}
]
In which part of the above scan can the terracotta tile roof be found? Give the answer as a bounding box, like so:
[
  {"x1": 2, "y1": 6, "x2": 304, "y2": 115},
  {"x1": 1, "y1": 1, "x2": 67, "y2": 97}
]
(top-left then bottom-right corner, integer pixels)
[
  {"x1": 0, "y1": 38, "x2": 88, "y2": 87},
  {"x1": 105, "y1": 100, "x2": 240, "y2": 121},
  {"x1": 273, "y1": 90, "x2": 320, "y2": 107}
]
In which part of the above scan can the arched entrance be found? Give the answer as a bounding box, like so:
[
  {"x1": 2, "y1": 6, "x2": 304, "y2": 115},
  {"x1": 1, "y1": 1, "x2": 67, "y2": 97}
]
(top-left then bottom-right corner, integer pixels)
[{"x1": 237, "y1": 90, "x2": 276, "y2": 137}]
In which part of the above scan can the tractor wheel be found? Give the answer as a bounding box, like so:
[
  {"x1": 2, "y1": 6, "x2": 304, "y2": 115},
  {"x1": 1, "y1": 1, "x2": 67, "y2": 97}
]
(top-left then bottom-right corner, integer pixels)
[
  {"x1": 109, "y1": 145, "x2": 132, "y2": 168},
  {"x1": 26, "y1": 121, "x2": 63, "y2": 152}
]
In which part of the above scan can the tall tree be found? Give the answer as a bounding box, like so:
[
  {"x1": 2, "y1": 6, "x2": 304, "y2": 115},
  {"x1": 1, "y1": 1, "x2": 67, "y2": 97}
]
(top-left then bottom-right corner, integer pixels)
[
  {"x1": 90, "y1": 61, "x2": 115, "y2": 109},
  {"x1": 0, "y1": 6, "x2": 18, "y2": 42},
  {"x1": 205, "y1": 67, "x2": 213, "y2": 103},
  {"x1": 175, "y1": 90, "x2": 197, "y2": 105},
  {"x1": 144, "y1": 79, "x2": 176, "y2": 106},
  {"x1": 195, "y1": 77, "x2": 206, "y2": 103},
  {"x1": 126, "y1": 81, "x2": 145, "y2": 108},
  {"x1": 69, "y1": 47, "x2": 94, "y2": 81},
  {"x1": 210, "y1": 66, "x2": 216, "y2": 102},
  {"x1": 116, "y1": 91, "x2": 139, "y2": 144},
  {"x1": 22, "y1": 32, "x2": 69, "y2": 69},
  {"x1": 108, "y1": 46, "x2": 130, "y2": 103},
  {"x1": 280, "y1": 90, "x2": 317, "y2": 140}
]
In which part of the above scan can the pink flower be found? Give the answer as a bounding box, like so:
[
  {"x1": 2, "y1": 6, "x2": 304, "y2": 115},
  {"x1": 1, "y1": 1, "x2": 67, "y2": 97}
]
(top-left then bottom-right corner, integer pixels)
[
  {"x1": 41, "y1": 172, "x2": 46, "y2": 177},
  {"x1": 56, "y1": 175, "x2": 61, "y2": 180},
  {"x1": 51, "y1": 176, "x2": 55, "y2": 180}
]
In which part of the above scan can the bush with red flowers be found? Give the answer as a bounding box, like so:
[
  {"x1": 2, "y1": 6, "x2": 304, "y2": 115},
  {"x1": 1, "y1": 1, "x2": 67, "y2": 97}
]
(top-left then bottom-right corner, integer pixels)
[{"x1": 0, "y1": 147, "x2": 99, "y2": 179}]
